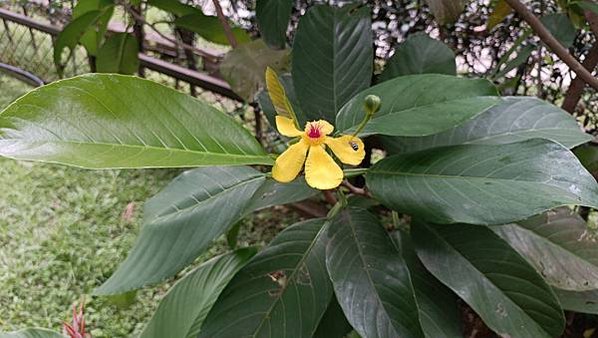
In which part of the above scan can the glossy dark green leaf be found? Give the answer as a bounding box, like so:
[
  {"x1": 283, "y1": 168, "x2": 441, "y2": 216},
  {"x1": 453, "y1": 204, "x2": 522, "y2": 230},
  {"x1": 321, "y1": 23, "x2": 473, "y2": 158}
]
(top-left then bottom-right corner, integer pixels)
[
  {"x1": 96, "y1": 33, "x2": 139, "y2": 75},
  {"x1": 424, "y1": 0, "x2": 467, "y2": 24},
  {"x1": 326, "y1": 209, "x2": 424, "y2": 338},
  {"x1": 0, "y1": 74, "x2": 272, "y2": 168},
  {"x1": 174, "y1": 13, "x2": 250, "y2": 46},
  {"x1": 140, "y1": 248, "x2": 256, "y2": 338},
  {"x1": 367, "y1": 139, "x2": 598, "y2": 225},
  {"x1": 384, "y1": 97, "x2": 591, "y2": 153},
  {"x1": 220, "y1": 39, "x2": 290, "y2": 101},
  {"x1": 494, "y1": 208, "x2": 598, "y2": 291},
  {"x1": 575, "y1": 143, "x2": 598, "y2": 174},
  {"x1": 292, "y1": 4, "x2": 373, "y2": 122},
  {"x1": 554, "y1": 288, "x2": 598, "y2": 314},
  {"x1": 380, "y1": 33, "x2": 456, "y2": 81},
  {"x1": 392, "y1": 232, "x2": 462, "y2": 338},
  {"x1": 541, "y1": 13, "x2": 577, "y2": 48},
  {"x1": 413, "y1": 221, "x2": 565, "y2": 338},
  {"x1": 0, "y1": 329, "x2": 63, "y2": 338},
  {"x1": 53, "y1": 11, "x2": 105, "y2": 67},
  {"x1": 336, "y1": 74, "x2": 499, "y2": 136},
  {"x1": 199, "y1": 218, "x2": 332, "y2": 338},
  {"x1": 95, "y1": 167, "x2": 266, "y2": 295},
  {"x1": 256, "y1": 0, "x2": 293, "y2": 49},
  {"x1": 313, "y1": 298, "x2": 354, "y2": 338}
]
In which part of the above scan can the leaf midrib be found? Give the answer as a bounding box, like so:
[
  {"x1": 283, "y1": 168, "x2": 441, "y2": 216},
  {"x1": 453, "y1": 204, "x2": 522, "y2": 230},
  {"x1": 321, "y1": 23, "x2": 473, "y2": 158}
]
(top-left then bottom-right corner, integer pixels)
[{"x1": 369, "y1": 169, "x2": 557, "y2": 184}]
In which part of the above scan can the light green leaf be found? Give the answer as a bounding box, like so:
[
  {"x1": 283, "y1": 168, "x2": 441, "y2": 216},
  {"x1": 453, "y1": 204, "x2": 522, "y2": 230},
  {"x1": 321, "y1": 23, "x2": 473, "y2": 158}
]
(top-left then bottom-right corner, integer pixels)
[
  {"x1": 256, "y1": 0, "x2": 293, "y2": 49},
  {"x1": 336, "y1": 74, "x2": 499, "y2": 136},
  {"x1": 147, "y1": 0, "x2": 201, "y2": 16},
  {"x1": 380, "y1": 32, "x2": 456, "y2": 81},
  {"x1": 367, "y1": 139, "x2": 598, "y2": 225},
  {"x1": 326, "y1": 208, "x2": 424, "y2": 338},
  {"x1": 384, "y1": 97, "x2": 591, "y2": 153},
  {"x1": 413, "y1": 221, "x2": 565, "y2": 338},
  {"x1": 424, "y1": 0, "x2": 467, "y2": 24},
  {"x1": 95, "y1": 167, "x2": 266, "y2": 295},
  {"x1": 174, "y1": 13, "x2": 251, "y2": 46},
  {"x1": 96, "y1": 33, "x2": 139, "y2": 75},
  {"x1": 494, "y1": 208, "x2": 598, "y2": 291},
  {"x1": 257, "y1": 73, "x2": 307, "y2": 127},
  {"x1": 292, "y1": 4, "x2": 373, "y2": 122},
  {"x1": 0, "y1": 74, "x2": 272, "y2": 168},
  {"x1": 540, "y1": 13, "x2": 577, "y2": 48},
  {"x1": 392, "y1": 232, "x2": 462, "y2": 338},
  {"x1": 553, "y1": 288, "x2": 598, "y2": 314},
  {"x1": 0, "y1": 329, "x2": 63, "y2": 338},
  {"x1": 199, "y1": 218, "x2": 332, "y2": 338},
  {"x1": 220, "y1": 39, "x2": 290, "y2": 101},
  {"x1": 140, "y1": 248, "x2": 256, "y2": 338}
]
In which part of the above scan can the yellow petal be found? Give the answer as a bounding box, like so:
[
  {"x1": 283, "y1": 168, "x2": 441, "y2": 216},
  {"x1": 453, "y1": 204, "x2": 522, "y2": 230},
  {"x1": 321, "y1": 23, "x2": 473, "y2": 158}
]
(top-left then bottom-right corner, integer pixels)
[
  {"x1": 272, "y1": 139, "x2": 309, "y2": 183},
  {"x1": 276, "y1": 116, "x2": 303, "y2": 137},
  {"x1": 314, "y1": 120, "x2": 334, "y2": 135},
  {"x1": 325, "y1": 135, "x2": 366, "y2": 166},
  {"x1": 305, "y1": 145, "x2": 343, "y2": 190}
]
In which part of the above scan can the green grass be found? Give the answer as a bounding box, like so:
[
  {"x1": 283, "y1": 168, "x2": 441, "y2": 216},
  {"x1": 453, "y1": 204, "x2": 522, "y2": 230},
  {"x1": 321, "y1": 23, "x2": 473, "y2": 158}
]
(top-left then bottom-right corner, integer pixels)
[{"x1": 0, "y1": 75, "x2": 300, "y2": 336}]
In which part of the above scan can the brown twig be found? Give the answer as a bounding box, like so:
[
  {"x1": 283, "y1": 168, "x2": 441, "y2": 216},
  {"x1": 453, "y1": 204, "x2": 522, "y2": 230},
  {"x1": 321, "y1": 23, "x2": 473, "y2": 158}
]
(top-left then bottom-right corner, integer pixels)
[
  {"x1": 342, "y1": 181, "x2": 371, "y2": 198},
  {"x1": 503, "y1": 0, "x2": 598, "y2": 90},
  {"x1": 562, "y1": 11, "x2": 598, "y2": 113},
  {"x1": 211, "y1": 0, "x2": 238, "y2": 48},
  {"x1": 323, "y1": 191, "x2": 337, "y2": 205}
]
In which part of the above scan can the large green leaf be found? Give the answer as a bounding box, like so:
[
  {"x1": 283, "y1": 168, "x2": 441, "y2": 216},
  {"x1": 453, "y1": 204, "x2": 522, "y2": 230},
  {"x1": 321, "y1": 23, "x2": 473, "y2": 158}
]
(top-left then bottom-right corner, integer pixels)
[
  {"x1": 148, "y1": 0, "x2": 201, "y2": 16},
  {"x1": 95, "y1": 167, "x2": 266, "y2": 295},
  {"x1": 326, "y1": 208, "x2": 424, "y2": 338},
  {"x1": 140, "y1": 248, "x2": 256, "y2": 338},
  {"x1": 424, "y1": 0, "x2": 467, "y2": 24},
  {"x1": 336, "y1": 74, "x2": 499, "y2": 136},
  {"x1": 96, "y1": 33, "x2": 139, "y2": 75},
  {"x1": 553, "y1": 288, "x2": 598, "y2": 314},
  {"x1": 174, "y1": 13, "x2": 251, "y2": 46},
  {"x1": 494, "y1": 208, "x2": 598, "y2": 291},
  {"x1": 198, "y1": 218, "x2": 332, "y2": 338},
  {"x1": 0, "y1": 74, "x2": 272, "y2": 168},
  {"x1": 368, "y1": 139, "x2": 598, "y2": 225},
  {"x1": 256, "y1": 0, "x2": 293, "y2": 49},
  {"x1": 380, "y1": 33, "x2": 456, "y2": 81},
  {"x1": 220, "y1": 39, "x2": 290, "y2": 101},
  {"x1": 392, "y1": 232, "x2": 462, "y2": 338},
  {"x1": 384, "y1": 97, "x2": 591, "y2": 153},
  {"x1": 313, "y1": 298, "x2": 354, "y2": 338},
  {"x1": 245, "y1": 176, "x2": 317, "y2": 213},
  {"x1": 0, "y1": 329, "x2": 63, "y2": 338},
  {"x1": 413, "y1": 221, "x2": 565, "y2": 338},
  {"x1": 292, "y1": 4, "x2": 373, "y2": 122}
]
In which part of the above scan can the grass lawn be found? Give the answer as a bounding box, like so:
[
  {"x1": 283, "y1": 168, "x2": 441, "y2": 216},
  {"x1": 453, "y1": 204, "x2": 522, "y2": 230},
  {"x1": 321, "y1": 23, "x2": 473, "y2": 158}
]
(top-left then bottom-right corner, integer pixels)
[{"x1": 0, "y1": 74, "x2": 300, "y2": 336}]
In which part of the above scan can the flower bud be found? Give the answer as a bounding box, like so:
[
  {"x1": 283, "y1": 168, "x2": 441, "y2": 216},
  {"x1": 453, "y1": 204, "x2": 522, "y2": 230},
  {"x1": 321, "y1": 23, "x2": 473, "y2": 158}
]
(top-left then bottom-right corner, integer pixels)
[{"x1": 364, "y1": 95, "x2": 381, "y2": 116}]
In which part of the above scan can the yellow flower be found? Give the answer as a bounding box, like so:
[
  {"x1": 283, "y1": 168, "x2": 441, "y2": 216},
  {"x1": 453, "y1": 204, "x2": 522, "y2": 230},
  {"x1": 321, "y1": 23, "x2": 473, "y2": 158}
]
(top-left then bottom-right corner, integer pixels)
[{"x1": 272, "y1": 116, "x2": 365, "y2": 190}]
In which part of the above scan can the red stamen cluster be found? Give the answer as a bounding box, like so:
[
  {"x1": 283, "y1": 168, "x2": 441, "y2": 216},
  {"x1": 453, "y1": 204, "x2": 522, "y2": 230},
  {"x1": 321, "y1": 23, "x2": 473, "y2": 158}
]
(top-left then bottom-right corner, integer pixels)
[
  {"x1": 307, "y1": 124, "x2": 321, "y2": 138},
  {"x1": 63, "y1": 302, "x2": 87, "y2": 338}
]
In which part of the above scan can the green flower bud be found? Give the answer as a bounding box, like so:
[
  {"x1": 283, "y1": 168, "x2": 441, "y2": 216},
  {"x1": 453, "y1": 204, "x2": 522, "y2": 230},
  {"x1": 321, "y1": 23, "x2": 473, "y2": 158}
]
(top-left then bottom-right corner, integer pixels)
[{"x1": 364, "y1": 95, "x2": 381, "y2": 116}]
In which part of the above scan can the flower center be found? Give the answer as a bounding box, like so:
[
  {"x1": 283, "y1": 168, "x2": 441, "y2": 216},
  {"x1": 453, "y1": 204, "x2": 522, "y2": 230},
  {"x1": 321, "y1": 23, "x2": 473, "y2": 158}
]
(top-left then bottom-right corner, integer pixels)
[{"x1": 307, "y1": 124, "x2": 321, "y2": 139}]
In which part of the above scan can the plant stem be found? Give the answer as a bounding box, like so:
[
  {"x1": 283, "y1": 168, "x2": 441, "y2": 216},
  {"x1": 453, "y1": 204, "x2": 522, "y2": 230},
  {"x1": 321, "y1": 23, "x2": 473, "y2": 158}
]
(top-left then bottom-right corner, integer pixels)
[
  {"x1": 211, "y1": 0, "x2": 238, "y2": 48},
  {"x1": 343, "y1": 168, "x2": 368, "y2": 177},
  {"x1": 503, "y1": 0, "x2": 598, "y2": 90}
]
